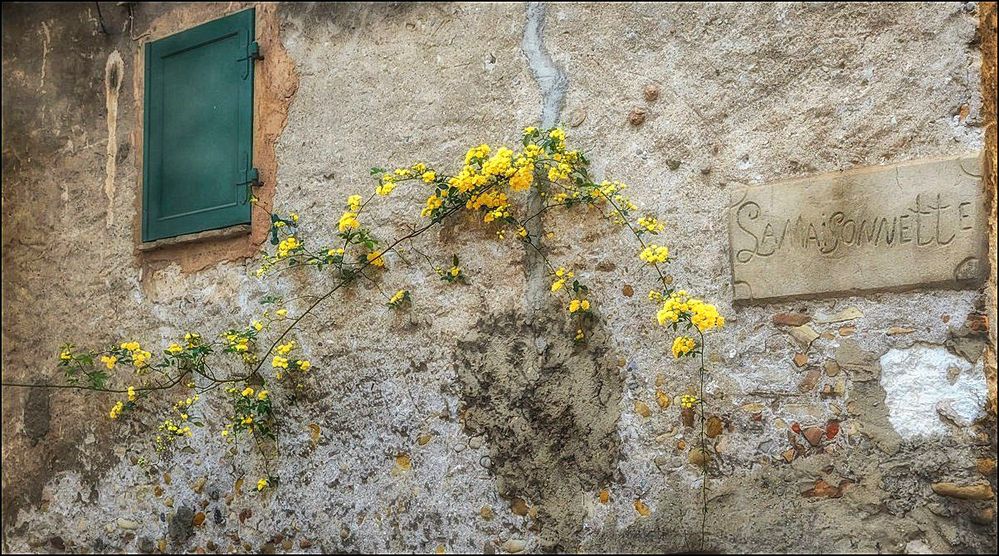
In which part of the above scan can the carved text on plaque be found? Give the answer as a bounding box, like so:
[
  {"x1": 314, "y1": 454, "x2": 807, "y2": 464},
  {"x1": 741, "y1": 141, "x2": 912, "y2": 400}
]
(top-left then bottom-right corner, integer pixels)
[{"x1": 728, "y1": 153, "x2": 985, "y2": 302}]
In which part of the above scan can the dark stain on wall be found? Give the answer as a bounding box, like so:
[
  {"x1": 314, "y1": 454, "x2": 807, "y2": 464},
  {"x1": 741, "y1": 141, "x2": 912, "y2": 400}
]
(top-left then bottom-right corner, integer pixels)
[{"x1": 457, "y1": 311, "x2": 624, "y2": 552}]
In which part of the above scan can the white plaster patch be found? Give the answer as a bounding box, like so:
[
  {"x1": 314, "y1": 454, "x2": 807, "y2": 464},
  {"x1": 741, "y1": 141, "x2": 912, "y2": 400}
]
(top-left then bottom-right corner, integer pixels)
[{"x1": 879, "y1": 343, "x2": 987, "y2": 439}]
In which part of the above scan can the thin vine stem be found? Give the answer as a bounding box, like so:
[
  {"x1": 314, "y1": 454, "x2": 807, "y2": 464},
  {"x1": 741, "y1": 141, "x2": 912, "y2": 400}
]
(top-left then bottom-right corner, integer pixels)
[{"x1": 698, "y1": 329, "x2": 708, "y2": 551}]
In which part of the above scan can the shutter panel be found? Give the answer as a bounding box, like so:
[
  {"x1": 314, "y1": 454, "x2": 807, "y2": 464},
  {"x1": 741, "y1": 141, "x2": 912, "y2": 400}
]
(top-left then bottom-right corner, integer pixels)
[{"x1": 142, "y1": 9, "x2": 255, "y2": 242}]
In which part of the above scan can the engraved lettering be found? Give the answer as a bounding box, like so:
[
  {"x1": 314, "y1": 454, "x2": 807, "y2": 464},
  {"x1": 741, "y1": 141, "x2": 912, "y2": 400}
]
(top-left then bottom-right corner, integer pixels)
[
  {"x1": 958, "y1": 202, "x2": 973, "y2": 230},
  {"x1": 728, "y1": 155, "x2": 984, "y2": 301}
]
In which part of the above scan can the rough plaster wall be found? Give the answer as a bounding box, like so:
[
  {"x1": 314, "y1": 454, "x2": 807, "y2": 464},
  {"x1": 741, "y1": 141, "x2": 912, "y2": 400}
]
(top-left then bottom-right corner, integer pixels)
[
  {"x1": 981, "y1": 2, "x2": 998, "y2": 416},
  {"x1": 1, "y1": 2, "x2": 996, "y2": 554}
]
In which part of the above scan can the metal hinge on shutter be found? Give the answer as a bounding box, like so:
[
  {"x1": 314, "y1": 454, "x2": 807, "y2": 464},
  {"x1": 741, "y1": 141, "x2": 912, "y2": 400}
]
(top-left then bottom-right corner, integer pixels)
[
  {"x1": 239, "y1": 41, "x2": 263, "y2": 79},
  {"x1": 239, "y1": 167, "x2": 262, "y2": 204}
]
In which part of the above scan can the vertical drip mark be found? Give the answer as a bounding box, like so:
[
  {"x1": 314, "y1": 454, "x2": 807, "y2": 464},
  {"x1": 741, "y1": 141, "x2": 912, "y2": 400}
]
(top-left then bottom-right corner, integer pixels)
[
  {"x1": 521, "y1": 2, "x2": 569, "y2": 316},
  {"x1": 39, "y1": 22, "x2": 50, "y2": 90},
  {"x1": 104, "y1": 51, "x2": 124, "y2": 228}
]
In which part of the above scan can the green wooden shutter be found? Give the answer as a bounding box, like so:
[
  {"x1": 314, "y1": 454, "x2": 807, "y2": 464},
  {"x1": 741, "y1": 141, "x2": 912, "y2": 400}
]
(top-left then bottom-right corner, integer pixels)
[{"x1": 142, "y1": 9, "x2": 256, "y2": 242}]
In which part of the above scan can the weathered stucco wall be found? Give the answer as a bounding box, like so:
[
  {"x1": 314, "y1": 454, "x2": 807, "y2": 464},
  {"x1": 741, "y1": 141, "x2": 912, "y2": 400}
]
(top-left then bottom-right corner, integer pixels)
[{"x1": 2, "y1": 2, "x2": 996, "y2": 553}]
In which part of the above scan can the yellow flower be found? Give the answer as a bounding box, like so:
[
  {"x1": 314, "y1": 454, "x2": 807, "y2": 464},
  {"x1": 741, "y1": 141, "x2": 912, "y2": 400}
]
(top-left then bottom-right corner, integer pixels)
[
  {"x1": 275, "y1": 309, "x2": 288, "y2": 318},
  {"x1": 132, "y1": 350, "x2": 152, "y2": 368},
  {"x1": 551, "y1": 279, "x2": 565, "y2": 293},
  {"x1": 276, "y1": 341, "x2": 295, "y2": 355},
  {"x1": 672, "y1": 336, "x2": 696, "y2": 358},
  {"x1": 166, "y1": 343, "x2": 183, "y2": 354},
  {"x1": 389, "y1": 290, "x2": 407, "y2": 304},
  {"x1": 277, "y1": 236, "x2": 301, "y2": 257},
  {"x1": 421, "y1": 171, "x2": 436, "y2": 183},
  {"x1": 509, "y1": 164, "x2": 534, "y2": 191},
  {"x1": 256, "y1": 478, "x2": 268, "y2": 491},
  {"x1": 297, "y1": 360, "x2": 311, "y2": 372},
  {"x1": 257, "y1": 390, "x2": 269, "y2": 401},
  {"x1": 127, "y1": 386, "x2": 137, "y2": 402},
  {"x1": 581, "y1": 299, "x2": 590, "y2": 311},
  {"x1": 482, "y1": 147, "x2": 514, "y2": 177},
  {"x1": 338, "y1": 211, "x2": 360, "y2": 232},
  {"x1": 221, "y1": 429, "x2": 229, "y2": 437},
  {"x1": 290, "y1": 212, "x2": 299, "y2": 223},
  {"x1": 109, "y1": 401, "x2": 124, "y2": 420},
  {"x1": 547, "y1": 162, "x2": 572, "y2": 182},
  {"x1": 59, "y1": 349, "x2": 72, "y2": 361},
  {"x1": 523, "y1": 126, "x2": 537, "y2": 135},
  {"x1": 272, "y1": 356, "x2": 289, "y2": 369},
  {"x1": 569, "y1": 299, "x2": 580, "y2": 313},
  {"x1": 367, "y1": 251, "x2": 385, "y2": 267},
  {"x1": 120, "y1": 341, "x2": 141, "y2": 352},
  {"x1": 241, "y1": 387, "x2": 255, "y2": 397},
  {"x1": 637, "y1": 217, "x2": 665, "y2": 234},
  {"x1": 100, "y1": 355, "x2": 118, "y2": 369},
  {"x1": 347, "y1": 195, "x2": 363, "y2": 212},
  {"x1": 464, "y1": 144, "x2": 491, "y2": 164},
  {"x1": 252, "y1": 321, "x2": 264, "y2": 332},
  {"x1": 680, "y1": 394, "x2": 699, "y2": 409},
  {"x1": 689, "y1": 300, "x2": 725, "y2": 332},
  {"x1": 639, "y1": 244, "x2": 670, "y2": 265},
  {"x1": 421, "y1": 194, "x2": 444, "y2": 218},
  {"x1": 376, "y1": 181, "x2": 397, "y2": 196},
  {"x1": 549, "y1": 127, "x2": 565, "y2": 146}
]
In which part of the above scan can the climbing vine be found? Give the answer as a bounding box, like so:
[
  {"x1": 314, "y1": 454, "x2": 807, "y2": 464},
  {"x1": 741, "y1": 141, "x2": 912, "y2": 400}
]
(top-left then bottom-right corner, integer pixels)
[{"x1": 4, "y1": 126, "x2": 724, "y2": 547}]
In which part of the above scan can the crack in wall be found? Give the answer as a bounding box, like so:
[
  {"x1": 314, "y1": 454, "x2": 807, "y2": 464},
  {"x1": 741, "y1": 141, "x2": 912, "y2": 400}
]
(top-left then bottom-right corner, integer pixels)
[{"x1": 521, "y1": 1, "x2": 568, "y2": 315}]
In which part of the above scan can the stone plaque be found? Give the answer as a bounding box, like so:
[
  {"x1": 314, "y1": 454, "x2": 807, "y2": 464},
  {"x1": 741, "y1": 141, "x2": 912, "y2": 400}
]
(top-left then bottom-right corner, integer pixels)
[{"x1": 728, "y1": 153, "x2": 986, "y2": 302}]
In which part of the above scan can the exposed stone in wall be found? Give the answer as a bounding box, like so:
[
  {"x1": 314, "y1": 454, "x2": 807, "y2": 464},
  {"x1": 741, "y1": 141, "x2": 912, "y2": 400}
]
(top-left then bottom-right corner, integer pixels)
[{"x1": 2, "y1": 2, "x2": 996, "y2": 553}]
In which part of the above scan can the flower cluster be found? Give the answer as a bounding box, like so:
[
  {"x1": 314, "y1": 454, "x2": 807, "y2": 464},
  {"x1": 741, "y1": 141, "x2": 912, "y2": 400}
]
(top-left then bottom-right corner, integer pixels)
[
  {"x1": 222, "y1": 326, "x2": 260, "y2": 365},
  {"x1": 639, "y1": 244, "x2": 670, "y2": 265},
  {"x1": 53, "y1": 124, "x2": 732, "y2": 496},
  {"x1": 153, "y1": 394, "x2": 202, "y2": 451},
  {"x1": 680, "y1": 394, "x2": 700, "y2": 409},
  {"x1": 672, "y1": 336, "x2": 697, "y2": 359},
  {"x1": 568, "y1": 298, "x2": 591, "y2": 314},
  {"x1": 271, "y1": 339, "x2": 311, "y2": 383},
  {"x1": 416, "y1": 128, "x2": 577, "y2": 224},
  {"x1": 223, "y1": 385, "x2": 275, "y2": 440},
  {"x1": 637, "y1": 216, "x2": 665, "y2": 235},
  {"x1": 104, "y1": 341, "x2": 154, "y2": 372},
  {"x1": 550, "y1": 267, "x2": 573, "y2": 293},
  {"x1": 655, "y1": 290, "x2": 725, "y2": 332}
]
